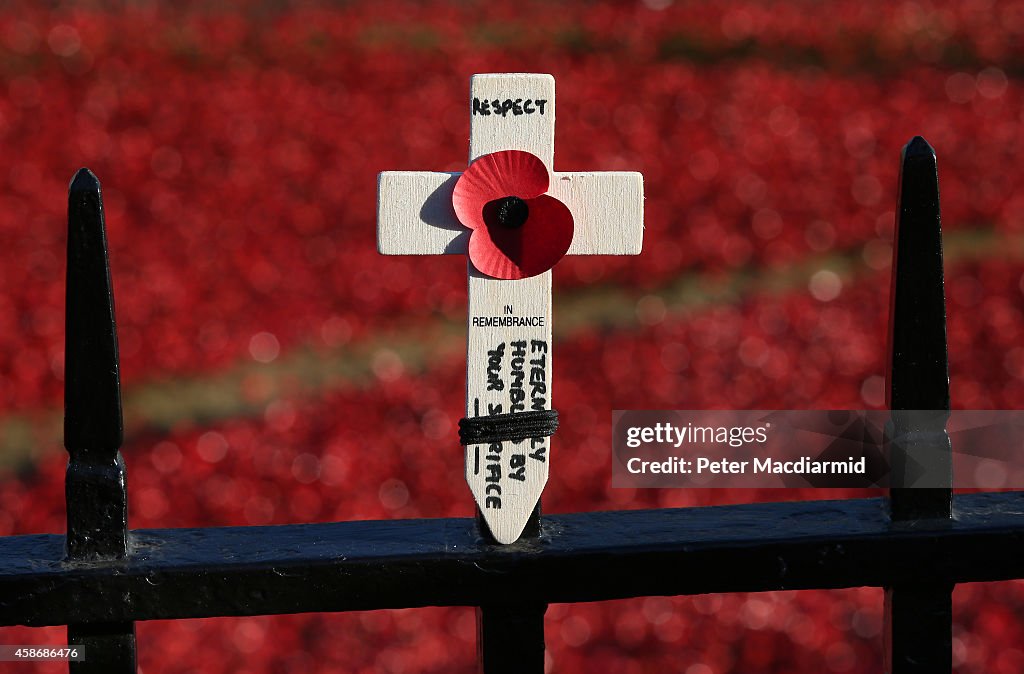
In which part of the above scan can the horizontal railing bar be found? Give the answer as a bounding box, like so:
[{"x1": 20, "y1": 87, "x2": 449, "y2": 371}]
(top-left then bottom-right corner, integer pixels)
[{"x1": 1, "y1": 491, "x2": 1022, "y2": 627}]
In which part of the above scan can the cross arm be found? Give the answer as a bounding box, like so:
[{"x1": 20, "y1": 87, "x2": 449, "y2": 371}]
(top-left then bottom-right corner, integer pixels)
[
  {"x1": 377, "y1": 170, "x2": 643, "y2": 257},
  {"x1": 552, "y1": 171, "x2": 643, "y2": 256},
  {"x1": 376, "y1": 171, "x2": 463, "y2": 255}
]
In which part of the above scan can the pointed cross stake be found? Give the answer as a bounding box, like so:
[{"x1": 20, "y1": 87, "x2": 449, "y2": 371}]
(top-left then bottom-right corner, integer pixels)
[{"x1": 377, "y1": 74, "x2": 644, "y2": 544}]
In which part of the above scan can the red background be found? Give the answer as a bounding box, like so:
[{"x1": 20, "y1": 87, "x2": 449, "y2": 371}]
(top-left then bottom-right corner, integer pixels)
[{"x1": 1, "y1": 1, "x2": 1023, "y2": 672}]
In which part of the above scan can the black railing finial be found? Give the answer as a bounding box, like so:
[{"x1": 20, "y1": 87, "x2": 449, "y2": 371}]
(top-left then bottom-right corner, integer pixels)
[
  {"x1": 64, "y1": 166, "x2": 128, "y2": 560},
  {"x1": 885, "y1": 135, "x2": 952, "y2": 519},
  {"x1": 886, "y1": 135, "x2": 950, "y2": 413},
  {"x1": 884, "y1": 137, "x2": 953, "y2": 674},
  {"x1": 65, "y1": 168, "x2": 138, "y2": 674}
]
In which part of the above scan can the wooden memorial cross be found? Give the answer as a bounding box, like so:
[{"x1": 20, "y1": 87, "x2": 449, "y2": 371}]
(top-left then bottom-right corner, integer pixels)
[{"x1": 377, "y1": 73, "x2": 644, "y2": 543}]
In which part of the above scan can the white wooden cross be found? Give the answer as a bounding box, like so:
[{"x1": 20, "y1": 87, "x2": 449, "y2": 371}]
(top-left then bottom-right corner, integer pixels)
[{"x1": 377, "y1": 73, "x2": 644, "y2": 544}]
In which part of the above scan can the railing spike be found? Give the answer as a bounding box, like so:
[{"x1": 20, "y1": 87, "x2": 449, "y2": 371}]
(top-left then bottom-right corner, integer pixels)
[
  {"x1": 884, "y1": 137, "x2": 953, "y2": 674},
  {"x1": 65, "y1": 167, "x2": 124, "y2": 453},
  {"x1": 64, "y1": 167, "x2": 137, "y2": 673},
  {"x1": 887, "y1": 135, "x2": 949, "y2": 413}
]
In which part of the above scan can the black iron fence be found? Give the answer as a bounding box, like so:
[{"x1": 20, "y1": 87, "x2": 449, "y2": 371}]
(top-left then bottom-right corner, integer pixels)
[{"x1": 1, "y1": 137, "x2": 1023, "y2": 674}]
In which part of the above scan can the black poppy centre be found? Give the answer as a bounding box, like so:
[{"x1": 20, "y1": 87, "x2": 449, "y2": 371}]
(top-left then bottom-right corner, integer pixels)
[
  {"x1": 484, "y1": 196, "x2": 530, "y2": 229},
  {"x1": 480, "y1": 196, "x2": 533, "y2": 269}
]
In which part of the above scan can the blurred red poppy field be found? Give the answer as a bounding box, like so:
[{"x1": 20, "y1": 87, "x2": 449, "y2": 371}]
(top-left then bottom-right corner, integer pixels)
[{"x1": 2, "y1": 1, "x2": 1024, "y2": 672}]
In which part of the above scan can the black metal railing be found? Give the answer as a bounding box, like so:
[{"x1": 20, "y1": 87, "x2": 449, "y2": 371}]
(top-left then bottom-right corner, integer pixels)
[{"x1": 1, "y1": 137, "x2": 1023, "y2": 674}]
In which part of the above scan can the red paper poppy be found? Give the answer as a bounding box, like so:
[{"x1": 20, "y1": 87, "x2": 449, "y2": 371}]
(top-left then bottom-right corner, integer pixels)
[{"x1": 452, "y1": 150, "x2": 574, "y2": 280}]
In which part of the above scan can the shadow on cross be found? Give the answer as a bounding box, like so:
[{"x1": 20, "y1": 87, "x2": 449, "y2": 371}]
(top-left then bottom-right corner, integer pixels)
[{"x1": 418, "y1": 173, "x2": 470, "y2": 254}]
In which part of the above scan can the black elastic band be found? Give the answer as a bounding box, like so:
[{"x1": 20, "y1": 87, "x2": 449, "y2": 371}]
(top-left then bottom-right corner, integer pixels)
[{"x1": 458, "y1": 409, "x2": 559, "y2": 446}]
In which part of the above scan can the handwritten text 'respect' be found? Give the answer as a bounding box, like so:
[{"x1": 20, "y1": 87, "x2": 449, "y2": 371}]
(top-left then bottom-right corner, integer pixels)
[{"x1": 473, "y1": 98, "x2": 548, "y2": 117}]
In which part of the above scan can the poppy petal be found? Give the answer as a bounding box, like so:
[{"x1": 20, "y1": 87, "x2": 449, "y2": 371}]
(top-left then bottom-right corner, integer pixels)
[
  {"x1": 453, "y1": 150, "x2": 549, "y2": 230},
  {"x1": 469, "y1": 194, "x2": 574, "y2": 280}
]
